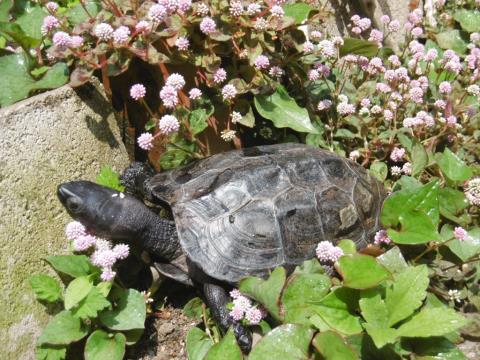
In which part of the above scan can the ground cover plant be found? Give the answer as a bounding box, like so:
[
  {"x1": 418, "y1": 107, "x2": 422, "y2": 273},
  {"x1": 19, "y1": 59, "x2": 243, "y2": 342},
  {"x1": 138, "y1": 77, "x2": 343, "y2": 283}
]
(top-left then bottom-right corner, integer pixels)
[{"x1": 19, "y1": 0, "x2": 480, "y2": 359}]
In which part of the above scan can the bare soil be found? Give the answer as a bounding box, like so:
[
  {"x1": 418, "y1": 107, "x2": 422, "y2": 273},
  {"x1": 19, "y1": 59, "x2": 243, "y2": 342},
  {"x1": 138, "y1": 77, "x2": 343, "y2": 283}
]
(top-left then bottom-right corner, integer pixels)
[{"x1": 126, "y1": 280, "x2": 198, "y2": 360}]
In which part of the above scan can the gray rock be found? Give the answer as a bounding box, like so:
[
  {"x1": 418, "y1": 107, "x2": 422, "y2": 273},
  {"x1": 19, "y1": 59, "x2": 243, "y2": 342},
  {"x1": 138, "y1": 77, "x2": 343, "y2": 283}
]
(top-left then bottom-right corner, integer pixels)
[{"x1": 0, "y1": 80, "x2": 130, "y2": 359}]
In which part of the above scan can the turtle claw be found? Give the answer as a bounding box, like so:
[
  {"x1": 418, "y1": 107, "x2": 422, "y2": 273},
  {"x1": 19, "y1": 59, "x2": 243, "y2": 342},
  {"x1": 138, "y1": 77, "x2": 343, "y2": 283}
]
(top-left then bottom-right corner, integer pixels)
[{"x1": 233, "y1": 322, "x2": 252, "y2": 353}]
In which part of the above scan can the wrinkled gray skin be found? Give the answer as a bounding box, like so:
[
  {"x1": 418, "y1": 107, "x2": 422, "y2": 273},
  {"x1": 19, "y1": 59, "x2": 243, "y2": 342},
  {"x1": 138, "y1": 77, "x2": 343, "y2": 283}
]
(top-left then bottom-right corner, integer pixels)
[{"x1": 57, "y1": 143, "x2": 385, "y2": 352}]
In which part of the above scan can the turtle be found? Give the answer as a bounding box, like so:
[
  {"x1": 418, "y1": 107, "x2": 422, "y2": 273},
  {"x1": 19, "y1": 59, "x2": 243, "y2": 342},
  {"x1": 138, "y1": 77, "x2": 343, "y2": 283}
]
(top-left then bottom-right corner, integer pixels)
[{"x1": 57, "y1": 143, "x2": 385, "y2": 352}]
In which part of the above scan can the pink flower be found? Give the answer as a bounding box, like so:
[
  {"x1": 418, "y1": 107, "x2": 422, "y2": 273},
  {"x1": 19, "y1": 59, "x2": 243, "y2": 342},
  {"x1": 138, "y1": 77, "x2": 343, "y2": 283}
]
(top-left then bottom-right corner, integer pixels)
[
  {"x1": 409, "y1": 87, "x2": 424, "y2": 103},
  {"x1": 52, "y1": 31, "x2": 71, "y2": 47},
  {"x1": 166, "y1": 73, "x2": 186, "y2": 90},
  {"x1": 454, "y1": 227, "x2": 469, "y2": 241},
  {"x1": 137, "y1": 132, "x2": 154, "y2": 150},
  {"x1": 149, "y1": 4, "x2": 167, "y2": 22},
  {"x1": 230, "y1": 289, "x2": 242, "y2": 299},
  {"x1": 70, "y1": 35, "x2": 84, "y2": 48},
  {"x1": 200, "y1": 17, "x2": 216, "y2": 34},
  {"x1": 94, "y1": 23, "x2": 114, "y2": 41},
  {"x1": 380, "y1": 15, "x2": 390, "y2": 24},
  {"x1": 175, "y1": 36, "x2": 189, "y2": 51},
  {"x1": 308, "y1": 69, "x2": 320, "y2": 81},
  {"x1": 336, "y1": 102, "x2": 355, "y2": 116},
  {"x1": 439, "y1": 81, "x2": 452, "y2": 94},
  {"x1": 388, "y1": 20, "x2": 400, "y2": 32},
  {"x1": 388, "y1": 55, "x2": 401, "y2": 67},
  {"x1": 369, "y1": 29, "x2": 384, "y2": 43},
  {"x1": 178, "y1": 0, "x2": 192, "y2": 12},
  {"x1": 374, "y1": 230, "x2": 392, "y2": 245},
  {"x1": 159, "y1": 115, "x2": 180, "y2": 134},
  {"x1": 434, "y1": 99, "x2": 446, "y2": 109},
  {"x1": 221, "y1": 84, "x2": 237, "y2": 101},
  {"x1": 113, "y1": 26, "x2": 130, "y2": 45},
  {"x1": 390, "y1": 147, "x2": 405, "y2": 162},
  {"x1": 160, "y1": 85, "x2": 179, "y2": 108},
  {"x1": 465, "y1": 178, "x2": 480, "y2": 206},
  {"x1": 247, "y1": 3, "x2": 261, "y2": 15},
  {"x1": 424, "y1": 49, "x2": 438, "y2": 61},
  {"x1": 408, "y1": 9, "x2": 423, "y2": 25},
  {"x1": 189, "y1": 88, "x2": 202, "y2": 99},
  {"x1": 91, "y1": 249, "x2": 117, "y2": 268},
  {"x1": 196, "y1": 3, "x2": 209, "y2": 16},
  {"x1": 411, "y1": 27, "x2": 423, "y2": 38},
  {"x1": 310, "y1": 30, "x2": 322, "y2": 40},
  {"x1": 46, "y1": 2, "x2": 58, "y2": 13},
  {"x1": 246, "y1": 307, "x2": 262, "y2": 325},
  {"x1": 65, "y1": 221, "x2": 86, "y2": 241},
  {"x1": 233, "y1": 295, "x2": 251, "y2": 310},
  {"x1": 113, "y1": 244, "x2": 130, "y2": 259},
  {"x1": 254, "y1": 55, "x2": 270, "y2": 70},
  {"x1": 130, "y1": 84, "x2": 146, "y2": 100},
  {"x1": 316, "y1": 241, "x2": 344, "y2": 263},
  {"x1": 384, "y1": 109, "x2": 393, "y2": 121},
  {"x1": 269, "y1": 66, "x2": 284, "y2": 78},
  {"x1": 229, "y1": 305, "x2": 244, "y2": 321},
  {"x1": 213, "y1": 68, "x2": 227, "y2": 84},
  {"x1": 135, "y1": 20, "x2": 150, "y2": 33},
  {"x1": 303, "y1": 41, "x2": 314, "y2": 53},
  {"x1": 402, "y1": 162, "x2": 412, "y2": 175},
  {"x1": 73, "y1": 234, "x2": 97, "y2": 252},
  {"x1": 360, "y1": 98, "x2": 371, "y2": 107},
  {"x1": 318, "y1": 40, "x2": 335, "y2": 58},
  {"x1": 229, "y1": 1, "x2": 243, "y2": 16},
  {"x1": 447, "y1": 116, "x2": 457, "y2": 127},
  {"x1": 41, "y1": 16, "x2": 59, "y2": 35},
  {"x1": 270, "y1": 5, "x2": 284, "y2": 17},
  {"x1": 349, "y1": 150, "x2": 360, "y2": 161},
  {"x1": 391, "y1": 166, "x2": 402, "y2": 176},
  {"x1": 101, "y1": 268, "x2": 116, "y2": 281},
  {"x1": 317, "y1": 99, "x2": 332, "y2": 111}
]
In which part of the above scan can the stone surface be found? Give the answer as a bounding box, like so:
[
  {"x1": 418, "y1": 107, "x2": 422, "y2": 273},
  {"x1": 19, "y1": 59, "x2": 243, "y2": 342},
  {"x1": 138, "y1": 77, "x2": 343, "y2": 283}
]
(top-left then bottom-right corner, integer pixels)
[{"x1": 0, "y1": 80, "x2": 130, "y2": 359}]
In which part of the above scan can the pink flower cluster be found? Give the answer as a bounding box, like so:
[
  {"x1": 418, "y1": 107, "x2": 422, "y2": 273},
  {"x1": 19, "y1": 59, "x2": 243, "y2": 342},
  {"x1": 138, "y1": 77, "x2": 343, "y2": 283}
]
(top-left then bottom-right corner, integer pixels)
[
  {"x1": 315, "y1": 241, "x2": 344, "y2": 263},
  {"x1": 374, "y1": 230, "x2": 392, "y2": 246},
  {"x1": 228, "y1": 289, "x2": 266, "y2": 325},
  {"x1": 65, "y1": 221, "x2": 130, "y2": 281}
]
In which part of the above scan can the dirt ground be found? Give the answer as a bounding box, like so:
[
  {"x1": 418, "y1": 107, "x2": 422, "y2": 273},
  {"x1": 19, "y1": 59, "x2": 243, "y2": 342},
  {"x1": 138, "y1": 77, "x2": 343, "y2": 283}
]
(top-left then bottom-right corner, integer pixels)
[{"x1": 126, "y1": 280, "x2": 198, "y2": 360}]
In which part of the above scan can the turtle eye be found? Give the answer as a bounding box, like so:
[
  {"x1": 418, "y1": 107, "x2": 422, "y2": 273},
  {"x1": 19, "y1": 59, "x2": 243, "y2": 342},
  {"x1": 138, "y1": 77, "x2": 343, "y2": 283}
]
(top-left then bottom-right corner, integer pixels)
[{"x1": 66, "y1": 197, "x2": 83, "y2": 213}]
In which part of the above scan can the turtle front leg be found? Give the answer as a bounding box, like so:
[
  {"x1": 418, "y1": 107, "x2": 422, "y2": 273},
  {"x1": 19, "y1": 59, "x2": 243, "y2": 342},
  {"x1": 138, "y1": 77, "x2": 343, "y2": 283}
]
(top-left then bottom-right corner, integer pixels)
[{"x1": 203, "y1": 283, "x2": 252, "y2": 353}]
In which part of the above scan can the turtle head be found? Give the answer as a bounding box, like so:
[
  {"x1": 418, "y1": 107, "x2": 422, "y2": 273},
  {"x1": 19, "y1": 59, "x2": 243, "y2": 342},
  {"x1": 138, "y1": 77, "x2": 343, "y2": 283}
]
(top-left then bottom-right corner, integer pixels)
[
  {"x1": 57, "y1": 180, "x2": 151, "y2": 241},
  {"x1": 57, "y1": 180, "x2": 179, "y2": 259}
]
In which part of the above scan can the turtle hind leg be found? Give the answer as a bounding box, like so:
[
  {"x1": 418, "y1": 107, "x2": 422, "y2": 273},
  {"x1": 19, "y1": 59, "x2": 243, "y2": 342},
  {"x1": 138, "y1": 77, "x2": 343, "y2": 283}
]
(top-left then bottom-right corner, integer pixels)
[
  {"x1": 120, "y1": 162, "x2": 154, "y2": 198},
  {"x1": 203, "y1": 283, "x2": 252, "y2": 353}
]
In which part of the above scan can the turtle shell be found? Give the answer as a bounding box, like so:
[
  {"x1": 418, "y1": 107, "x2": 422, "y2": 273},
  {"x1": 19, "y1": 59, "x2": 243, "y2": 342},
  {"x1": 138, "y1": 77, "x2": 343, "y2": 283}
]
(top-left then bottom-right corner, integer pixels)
[{"x1": 145, "y1": 143, "x2": 385, "y2": 283}]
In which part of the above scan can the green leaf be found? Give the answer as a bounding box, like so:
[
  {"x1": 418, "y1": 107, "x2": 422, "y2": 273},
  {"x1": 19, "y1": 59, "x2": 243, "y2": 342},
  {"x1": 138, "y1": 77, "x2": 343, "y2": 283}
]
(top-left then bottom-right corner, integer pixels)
[
  {"x1": 360, "y1": 289, "x2": 389, "y2": 328},
  {"x1": 336, "y1": 254, "x2": 390, "y2": 289},
  {"x1": 0, "y1": 22, "x2": 40, "y2": 51},
  {"x1": 84, "y1": 330, "x2": 125, "y2": 360},
  {"x1": 362, "y1": 323, "x2": 398, "y2": 348},
  {"x1": 45, "y1": 255, "x2": 96, "y2": 278},
  {"x1": 294, "y1": 259, "x2": 325, "y2": 275},
  {"x1": 0, "y1": 0, "x2": 13, "y2": 22},
  {"x1": 123, "y1": 329, "x2": 144, "y2": 346},
  {"x1": 448, "y1": 228, "x2": 480, "y2": 262},
  {"x1": 381, "y1": 181, "x2": 441, "y2": 244},
  {"x1": 38, "y1": 311, "x2": 88, "y2": 345},
  {"x1": 15, "y1": 4, "x2": 46, "y2": 41},
  {"x1": 96, "y1": 166, "x2": 125, "y2": 192},
  {"x1": 282, "y1": 3, "x2": 313, "y2": 24},
  {"x1": 439, "y1": 188, "x2": 469, "y2": 222},
  {"x1": 96, "y1": 282, "x2": 112, "y2": 297},
  {"x1": 369, "y1": 161, "x2": 388, "y2": 182},
  {"x1": 64, "y1": 276, "x2": 93, "y2": 310},
  {"x1": 254, "y1": 85, "x2": 319, "y2": 134},
  {"x1": 66, "y1": 0, "x2": 101, "y2": 25},
  {"x1": 204, "y1": 328, "x2": 242, "y2": 360},
  {"x1": 435, "y1": 30, "x2": 468, "y2": 55},
  {"x1": 249, "y1": 324, "x2": 314, "y2": 360},
  {"x1": 436, "y1": 148, "x2": 473, "y2": 182},
  {"x1": 189, "y1": 108, "x2": 208, "y2": 135},
  {"x1": 0, "y1": 54, "x2": 68, "y2": 107},
  {"x1": 71, "y1": 287, "x2": 111, "y2": 319},
  {"x1": 186, "y1": 327, "x2": 213, "y2": 360},
  {"x1": 453, "y1": 10, "x2": 480, "y2": 32},
  {"x1": 385, "y1": 265, "x2": 429, "y2": 327},
  {"x1": 282, "y1": 273, "x2": 331, "y2": 324},
  {"x1": 312, "y1": 288, "x2": 363, "y2": 335},
  {"x1": 397, "y1": 308, "x2": 467, "y2": 338},
  {"x1": 313, "y1": 331, "x2": 358, "y2": 360},
  {"x1": 99, "y1": 288, "x2": 146, "y2": 331},
  {"x1": 239, "y1": 267, "x2": 286, "y2": 320},
  {"x1": 159, "y1": 148, "x2": 192, "y2": 169},
  {"x1": 183, "y1": 297, "x2": 204, "y2": 321},
  {"x1": 411, "y1": 142, "x2": 428, "y2": 176},
  {"x1": 29, "y1": 274, "x2": 63, "y2": 303},
  {"x1": 340, "y1": 38, "x2": 379, "y2": 58},
  {"x1": 36, "y1": 344, "x2": 67, "y2": 360},
  {"x1": 377, "y1": 247, "x2": 408, "y2": 274},
  {"x1": 406, "y1": 337, "x2": 467, "y2": 360},
  {"x1": 337, "y1": 239, "x2": 357, "y2": 255}
]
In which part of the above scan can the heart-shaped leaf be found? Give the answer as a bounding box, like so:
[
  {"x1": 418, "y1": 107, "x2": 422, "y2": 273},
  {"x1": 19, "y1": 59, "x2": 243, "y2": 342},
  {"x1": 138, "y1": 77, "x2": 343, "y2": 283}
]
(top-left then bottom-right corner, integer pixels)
[
  {"x1": 84, "y1": 330, "x2": 125, "y2": 360},
  {"x1": 336, "y1": 254, "x2": 390, "y2": 289}
]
